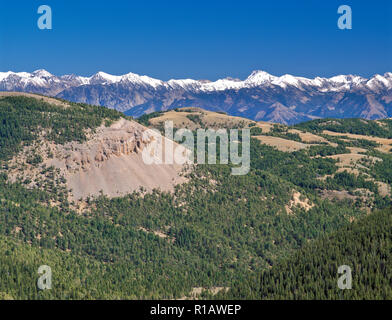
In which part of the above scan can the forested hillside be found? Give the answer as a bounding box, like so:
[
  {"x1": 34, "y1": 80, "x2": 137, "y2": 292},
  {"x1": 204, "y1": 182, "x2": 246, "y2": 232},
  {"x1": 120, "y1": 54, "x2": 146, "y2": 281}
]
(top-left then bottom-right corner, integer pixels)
[
  {"x1": 220, "y1": 208, "x2": 392, "y2": 299},
  {"x1": 0, "y1": 95, "x2": 391, "y2": 299}
]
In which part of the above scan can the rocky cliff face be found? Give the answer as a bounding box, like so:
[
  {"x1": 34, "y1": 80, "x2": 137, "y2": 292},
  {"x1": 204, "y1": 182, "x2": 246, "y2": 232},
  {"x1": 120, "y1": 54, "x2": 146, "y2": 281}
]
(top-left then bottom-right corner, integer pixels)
[{"x1": 8, "y1": 117, "x2": 187, "y2": 201}]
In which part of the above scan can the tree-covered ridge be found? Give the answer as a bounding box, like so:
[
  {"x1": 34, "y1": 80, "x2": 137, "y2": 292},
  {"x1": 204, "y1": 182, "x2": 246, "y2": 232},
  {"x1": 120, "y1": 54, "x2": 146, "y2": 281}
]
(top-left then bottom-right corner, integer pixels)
[
  {"x1": 0, "y1": 96, "x2": 121, "y2": 161},
  {"x1": 221, "y1": 208, "x2": 392, "y2": 300}
]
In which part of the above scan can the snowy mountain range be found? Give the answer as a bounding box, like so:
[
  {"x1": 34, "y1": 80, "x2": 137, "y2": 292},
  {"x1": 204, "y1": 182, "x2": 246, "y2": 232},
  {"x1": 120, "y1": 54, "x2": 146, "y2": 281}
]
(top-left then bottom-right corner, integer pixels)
[{"x1": 1, "y1": 69, "x2": 392, "y2": 124}]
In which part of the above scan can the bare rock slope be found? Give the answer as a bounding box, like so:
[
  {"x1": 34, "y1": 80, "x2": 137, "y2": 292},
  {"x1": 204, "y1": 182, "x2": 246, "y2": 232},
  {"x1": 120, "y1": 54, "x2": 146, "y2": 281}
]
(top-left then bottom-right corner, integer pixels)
[{"x1": 9, "y1": 115, "x2": 187, "y2": 200}]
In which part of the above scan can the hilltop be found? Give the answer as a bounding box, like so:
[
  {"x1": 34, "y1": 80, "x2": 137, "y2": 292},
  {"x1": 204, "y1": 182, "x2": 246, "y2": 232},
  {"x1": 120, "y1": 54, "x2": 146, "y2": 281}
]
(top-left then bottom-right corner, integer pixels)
[{"x1": 220, "y1": 207, "x2": 392, "y2": 300}]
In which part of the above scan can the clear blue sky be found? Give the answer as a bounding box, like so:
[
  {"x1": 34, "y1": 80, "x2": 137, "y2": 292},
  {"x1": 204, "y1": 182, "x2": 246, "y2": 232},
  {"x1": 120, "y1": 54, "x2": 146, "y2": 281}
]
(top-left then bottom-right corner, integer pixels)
[{"x1": 0, "y1": 0, "x2": 391, "y2": 80}]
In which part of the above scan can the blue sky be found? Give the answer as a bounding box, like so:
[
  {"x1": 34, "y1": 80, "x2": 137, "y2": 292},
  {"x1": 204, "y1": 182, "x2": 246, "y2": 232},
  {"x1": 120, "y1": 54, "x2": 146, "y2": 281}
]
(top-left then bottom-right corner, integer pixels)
[{"x1": 0, "y1": 0, "x2": 391, "y2": 80}]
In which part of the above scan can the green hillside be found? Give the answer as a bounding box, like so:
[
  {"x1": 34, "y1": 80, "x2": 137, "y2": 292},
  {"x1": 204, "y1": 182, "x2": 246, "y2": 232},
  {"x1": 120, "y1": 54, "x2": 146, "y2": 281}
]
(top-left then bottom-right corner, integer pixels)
[{"x1": 0, "y1": 95, "x2": 391, "y2": 299}]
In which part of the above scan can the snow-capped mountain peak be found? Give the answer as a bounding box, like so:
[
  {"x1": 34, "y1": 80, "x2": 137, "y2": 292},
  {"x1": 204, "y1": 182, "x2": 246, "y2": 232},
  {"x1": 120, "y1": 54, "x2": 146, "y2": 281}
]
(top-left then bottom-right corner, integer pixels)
[
  {"x1": 384, "y1": 72, "x2": 392, "y2": 78},
  {"x1": 329, "y1": 74, "x2": 365, "y2": 84},
  {"x1": 0, "y1": 71, "x2": 30, "y2": 81},
  {"x1": 0, "y1": 71, "x2": 13, "y2": 81},
  {"x1": 366, "y1": 74, "x2": 392, "y2": 90},
  {"x1": 271, "y1": 74, "x2": 303, "y2": 88}
]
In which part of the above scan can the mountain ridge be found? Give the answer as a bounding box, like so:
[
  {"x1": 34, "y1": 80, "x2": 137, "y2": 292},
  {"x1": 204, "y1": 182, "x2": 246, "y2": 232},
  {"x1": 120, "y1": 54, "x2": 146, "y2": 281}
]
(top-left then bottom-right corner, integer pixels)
[
  {"x1": 1, "y1": 69, "x2": 392, "y2": 124},
  {"x1": 2, "y1": 68, "x2": 391, "y2": 92}
]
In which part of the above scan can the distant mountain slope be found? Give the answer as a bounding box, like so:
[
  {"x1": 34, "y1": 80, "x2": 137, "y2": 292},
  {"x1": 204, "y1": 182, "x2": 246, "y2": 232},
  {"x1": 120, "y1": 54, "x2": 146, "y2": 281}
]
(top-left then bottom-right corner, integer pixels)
[{"x1": 1, "y1": 69, "x2": 392, "y2": 124}]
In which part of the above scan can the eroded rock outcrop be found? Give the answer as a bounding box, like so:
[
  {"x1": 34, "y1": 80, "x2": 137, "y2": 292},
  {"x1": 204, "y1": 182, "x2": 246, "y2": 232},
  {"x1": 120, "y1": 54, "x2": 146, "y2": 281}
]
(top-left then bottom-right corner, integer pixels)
[{"x1": 8, "y1": 118, "x2": 188, "y2": 201}]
